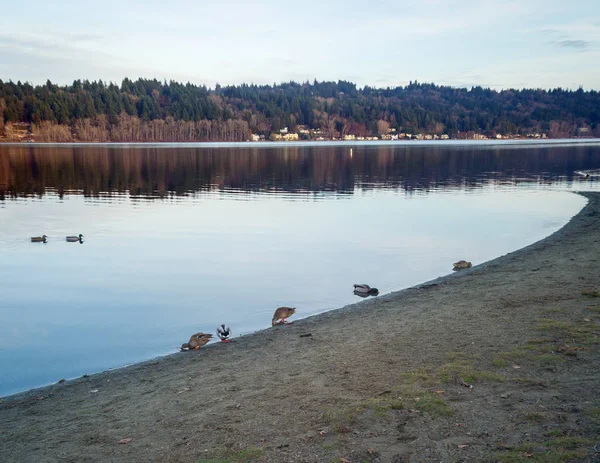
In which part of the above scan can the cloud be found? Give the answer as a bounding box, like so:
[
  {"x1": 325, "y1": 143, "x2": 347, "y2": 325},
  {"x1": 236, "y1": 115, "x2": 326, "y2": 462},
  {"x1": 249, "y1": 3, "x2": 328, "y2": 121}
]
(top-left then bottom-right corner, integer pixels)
[
  {"x1": 554, "y1": 39, "x2": 590, "y2": 49},
  {"x1": 538, "y1": 19, "x2": 600, "y2": 51},
  {"x1": 0, "y1": 32, "x2": 113, "y2": 61}
]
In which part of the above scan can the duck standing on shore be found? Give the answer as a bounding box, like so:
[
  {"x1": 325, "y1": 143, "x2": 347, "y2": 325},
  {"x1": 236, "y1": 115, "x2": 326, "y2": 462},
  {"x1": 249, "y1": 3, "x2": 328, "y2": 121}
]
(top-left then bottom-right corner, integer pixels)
[
  {"x1": 217, "y1": 324, "x2": 231, "y2": 342},
  {"x1": 31, "y1": 235, "x2": 48, "y2": 243},
  {"x1": 181, "y1": 332, "x2": 213, "y2": 351},
  {"x1": 453, "y1": 260, "x2": 472, "y2": 271},
  {"x1": 66, "y1": 234, "x2": 84, "y2": 243},
  {"x1": 353, "y1": 284, "x2": 379, "y2": 297},
  {"x1": 272, "y1": 307, "x2": 296, "y2": 326}
]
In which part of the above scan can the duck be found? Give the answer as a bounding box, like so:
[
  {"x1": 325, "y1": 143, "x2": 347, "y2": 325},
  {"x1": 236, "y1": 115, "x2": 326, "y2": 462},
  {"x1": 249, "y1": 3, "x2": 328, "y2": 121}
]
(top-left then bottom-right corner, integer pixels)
[
  {"x1": 353, "y1": 284, "x2": 379, "y2": 296},
  {"x1": 66, "y1": 234, "x2": 84, "y2": 242},
  {"x1": 181, "y1": 332, "x2": 213, "y2": 351},
  {"x1": 31, "y1": 235, "x2": 48, "y2": 243},
  {"x1": 453, "y1": 260, "x2": 472, "y2": 271},
  {"x1": 217, "y1": 324, "x2": 231, "y2": 342},
  {"x1": 272, "y1": 307, "x2": 296, "y2": 326}
]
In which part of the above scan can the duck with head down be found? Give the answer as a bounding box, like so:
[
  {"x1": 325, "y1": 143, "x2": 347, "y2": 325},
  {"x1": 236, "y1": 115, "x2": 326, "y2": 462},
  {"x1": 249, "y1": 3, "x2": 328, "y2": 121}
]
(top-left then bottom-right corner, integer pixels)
[
  {"x1": 217, "y1": 324, "x2": 231, "y2": 342},
  {"x1": 452, "y1": 260, "x2": 472, "y2": 271},
  {"x1": 272, "y1": 307, "x2": 296, "y2": 326},
  {"x1": 181, "y1": 332, "x2": 213, "y2": 351}
]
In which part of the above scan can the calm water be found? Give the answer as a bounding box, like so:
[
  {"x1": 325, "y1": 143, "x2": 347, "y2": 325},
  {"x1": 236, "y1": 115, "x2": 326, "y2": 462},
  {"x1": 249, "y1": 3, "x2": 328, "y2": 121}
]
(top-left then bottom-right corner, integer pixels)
[{"x1": 1, "y1": 141, "x2": 600, "y2": 397}]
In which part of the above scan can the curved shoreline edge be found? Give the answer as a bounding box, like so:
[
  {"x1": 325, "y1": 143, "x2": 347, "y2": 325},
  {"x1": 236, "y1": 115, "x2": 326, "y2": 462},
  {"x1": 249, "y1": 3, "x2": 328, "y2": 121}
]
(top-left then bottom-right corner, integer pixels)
[
  {"x1": 1, "y1": 192, "x2": 599, "y2": 463},
  {"x1": 1, "y1": 191, "x2": 589, "y2": 401}
]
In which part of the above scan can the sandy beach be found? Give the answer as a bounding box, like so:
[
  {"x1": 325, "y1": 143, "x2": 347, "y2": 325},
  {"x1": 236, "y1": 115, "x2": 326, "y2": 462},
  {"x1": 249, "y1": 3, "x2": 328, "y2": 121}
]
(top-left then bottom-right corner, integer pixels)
[{"x1": 1, "y1": 192, "x2": 599, "y2": 463}]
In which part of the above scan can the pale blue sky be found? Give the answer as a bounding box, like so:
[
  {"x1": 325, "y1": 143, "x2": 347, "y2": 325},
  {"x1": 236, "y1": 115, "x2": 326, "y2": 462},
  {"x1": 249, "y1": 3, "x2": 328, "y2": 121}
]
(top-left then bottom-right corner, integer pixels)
[{"x1": 1, "y1": 0, "x2": 599, "y2": 89}]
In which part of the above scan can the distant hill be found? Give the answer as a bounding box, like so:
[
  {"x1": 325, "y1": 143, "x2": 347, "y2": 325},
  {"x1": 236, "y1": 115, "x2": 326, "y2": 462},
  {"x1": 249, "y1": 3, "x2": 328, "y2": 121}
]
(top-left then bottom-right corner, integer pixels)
[{"x1": 0, "y1": 78, "x2": 599, "y2": 142}]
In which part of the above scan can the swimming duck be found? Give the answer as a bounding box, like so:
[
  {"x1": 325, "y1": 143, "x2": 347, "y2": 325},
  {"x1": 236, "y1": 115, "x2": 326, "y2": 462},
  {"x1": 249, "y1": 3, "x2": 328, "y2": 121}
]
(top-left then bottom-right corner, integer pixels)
[
  {"x1": 31, "y1": 235, "x2": 48, "y2": 243},
  {"x1": 353, "y1": 284, "x2": 379, "y2": 296},
  {"x1": 66, "y1": 234, "x2": 84, "y2": 242},
  {"x1": 217, "y1": 324, "x2": 231, "y2": 342},
  {"x1": 272, "y1": 307, "x2": 296, "y2": 326},
  {"x1": 453, "y1": 260, "x2": 472, "y2": 271},
  {"x1": 181, "y1": 332, "x2": 213, "y2": 351}
]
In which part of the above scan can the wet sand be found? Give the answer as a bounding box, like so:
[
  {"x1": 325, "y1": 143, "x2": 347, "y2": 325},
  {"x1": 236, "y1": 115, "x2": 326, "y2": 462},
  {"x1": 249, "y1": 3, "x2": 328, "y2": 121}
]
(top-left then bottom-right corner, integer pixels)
[{"x1": 1, "y1": 192, "x2": 599, "y2": 463}]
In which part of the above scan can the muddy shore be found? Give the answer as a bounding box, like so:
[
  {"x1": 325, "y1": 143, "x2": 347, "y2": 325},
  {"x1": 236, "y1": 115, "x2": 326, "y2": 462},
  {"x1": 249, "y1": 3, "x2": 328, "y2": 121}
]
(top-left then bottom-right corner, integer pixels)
[{"x1": 1, "y1": 192, "x2": 599, "y2": 463}]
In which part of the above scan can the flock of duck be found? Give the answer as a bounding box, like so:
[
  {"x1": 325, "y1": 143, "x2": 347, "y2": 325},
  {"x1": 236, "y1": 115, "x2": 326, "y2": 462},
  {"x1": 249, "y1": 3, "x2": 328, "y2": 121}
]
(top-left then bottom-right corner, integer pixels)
[
  {"x1": 30, "y1": 231, "x2": 471, "y2": 352},
  {"x1": 180, "y1": 307, "x2": 300, "y2": 351},
  {"x1": 181, "y1": 266, "x2": 470, "y2": 351},
  {"x1": 31, "y1": 234, "x2": 84, "y2": 243},
  {"x1": 180, "y1": 286, "x2": 383, "y2": 352}
]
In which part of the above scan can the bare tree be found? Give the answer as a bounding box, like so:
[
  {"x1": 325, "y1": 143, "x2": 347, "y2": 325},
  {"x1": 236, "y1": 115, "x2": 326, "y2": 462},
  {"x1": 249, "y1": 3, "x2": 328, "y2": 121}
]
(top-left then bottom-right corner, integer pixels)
[{"x1": 377, "y1": 120, "x2": 390, "y2": 136}]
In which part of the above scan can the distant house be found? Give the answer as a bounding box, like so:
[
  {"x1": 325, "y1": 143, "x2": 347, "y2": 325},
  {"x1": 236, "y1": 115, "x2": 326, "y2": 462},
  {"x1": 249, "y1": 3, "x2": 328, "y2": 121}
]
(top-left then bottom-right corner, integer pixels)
[
  {"x1": 283, "y1": 133, "x2": 299, "y2": 141},
  {"x1": 251, "y1": 134, "x2": 261, "y2": 142},
  {"x1": 343, "y1": 134, "x2": 356, "y2": 140},
  {"x1": 279, "y1": 127, "x2": 289, "y2": 135},
  {"x1": 577, "y1": 127, "x2": 590, "y2": 137},
  {"x1": 440, "y1": 134, "x2": 449, "y2": 140}
]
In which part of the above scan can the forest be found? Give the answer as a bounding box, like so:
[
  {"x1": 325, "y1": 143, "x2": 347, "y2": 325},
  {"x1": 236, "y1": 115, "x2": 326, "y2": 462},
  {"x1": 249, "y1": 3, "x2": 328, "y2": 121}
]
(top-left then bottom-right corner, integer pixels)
[{"x1": 0, "y1": 78, "x2": 599, "y2": 142}]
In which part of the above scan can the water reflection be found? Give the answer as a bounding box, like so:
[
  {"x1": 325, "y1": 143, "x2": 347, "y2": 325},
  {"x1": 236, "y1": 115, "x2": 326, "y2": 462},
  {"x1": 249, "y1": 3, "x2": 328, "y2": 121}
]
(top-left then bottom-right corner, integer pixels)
[{"x1": 1, "y1": 143, "x2": 599, "y2": 200}]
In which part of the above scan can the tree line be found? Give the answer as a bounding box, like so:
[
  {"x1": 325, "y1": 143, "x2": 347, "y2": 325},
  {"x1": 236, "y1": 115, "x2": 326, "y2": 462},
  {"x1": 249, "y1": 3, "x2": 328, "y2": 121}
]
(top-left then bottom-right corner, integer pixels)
[{"x1": 1, "y1": 78, "x2": 599, "y2": 141}]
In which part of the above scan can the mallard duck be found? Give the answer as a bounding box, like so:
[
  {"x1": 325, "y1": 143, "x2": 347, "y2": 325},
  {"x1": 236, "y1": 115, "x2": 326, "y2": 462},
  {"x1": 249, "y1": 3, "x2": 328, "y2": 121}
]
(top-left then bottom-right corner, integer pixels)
[
  {"x1": 272, "y1": 307, "x2": 296, "y2": 326},
  {"x1": 453, "y1": 260, "x2": 472, "y2": 271},
  {"x1": 31, "y1": 235, "x2": 48, "y2": 243},
  {"x1": 353, "y1": 284, "x2": 379, "y2": 296},
  {"x1": 217, "y1": 324, "x2": 231, "y2": 342},
  {"x1": 66, "y1": 234, "x2": 84, "y2": 242},
  {"x1": 181, "y1": 332, "x2": 213, "y2": 351}
]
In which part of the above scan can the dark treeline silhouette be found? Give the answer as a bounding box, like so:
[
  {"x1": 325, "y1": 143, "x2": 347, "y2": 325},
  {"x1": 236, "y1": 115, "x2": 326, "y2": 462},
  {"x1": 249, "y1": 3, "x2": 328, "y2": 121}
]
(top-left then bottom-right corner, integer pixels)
[
  {"x1": 1, "y1": 79, "x2": 599, "y2": 142},
  {"x1": 1, "y1": 144, "x2": 598, "y2": 200}
]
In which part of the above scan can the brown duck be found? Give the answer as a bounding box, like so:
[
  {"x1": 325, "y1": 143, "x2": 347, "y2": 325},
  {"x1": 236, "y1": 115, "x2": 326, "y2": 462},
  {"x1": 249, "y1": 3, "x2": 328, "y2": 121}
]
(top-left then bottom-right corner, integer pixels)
[
  {"x1": 181, "y1": 332, "x2": 213, "y2": 351},
  {"x1": 272, "y1": 307, "x2": 296, "y2": 326},
  {"x1": 453, "y1": 260, "x2": 472, "y2": 271}
]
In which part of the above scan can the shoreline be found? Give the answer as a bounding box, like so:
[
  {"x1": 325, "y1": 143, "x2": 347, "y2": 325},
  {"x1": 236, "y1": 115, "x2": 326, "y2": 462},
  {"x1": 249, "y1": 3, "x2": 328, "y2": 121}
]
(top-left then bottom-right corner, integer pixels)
[
  {"x1": 1, "y1": 138, "x2": 600, "y2": 148},
  {"x1": 1, "y1": 192, "x2": 599, "y2": 462}
]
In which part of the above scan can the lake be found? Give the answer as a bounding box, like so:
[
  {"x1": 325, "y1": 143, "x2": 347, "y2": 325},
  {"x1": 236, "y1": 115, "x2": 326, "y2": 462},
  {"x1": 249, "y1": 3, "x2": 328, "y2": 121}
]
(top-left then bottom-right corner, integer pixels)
[{"x1": 1, "y1": 140, "x2": 599, "y2": 397}]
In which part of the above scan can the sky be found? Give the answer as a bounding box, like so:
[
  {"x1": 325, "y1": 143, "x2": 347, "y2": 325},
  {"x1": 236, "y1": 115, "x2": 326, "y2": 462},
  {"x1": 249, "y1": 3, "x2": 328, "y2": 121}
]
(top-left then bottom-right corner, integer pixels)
[{"x1": 1, "y1": 0, "x2": 599, "y2": 90}]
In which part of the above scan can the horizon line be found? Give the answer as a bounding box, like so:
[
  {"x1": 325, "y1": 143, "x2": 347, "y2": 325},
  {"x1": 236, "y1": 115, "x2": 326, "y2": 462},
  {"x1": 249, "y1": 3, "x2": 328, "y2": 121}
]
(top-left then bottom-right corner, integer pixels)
[{"x1": 0, "y1": 77, "x2": 596, "y2": 94}]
